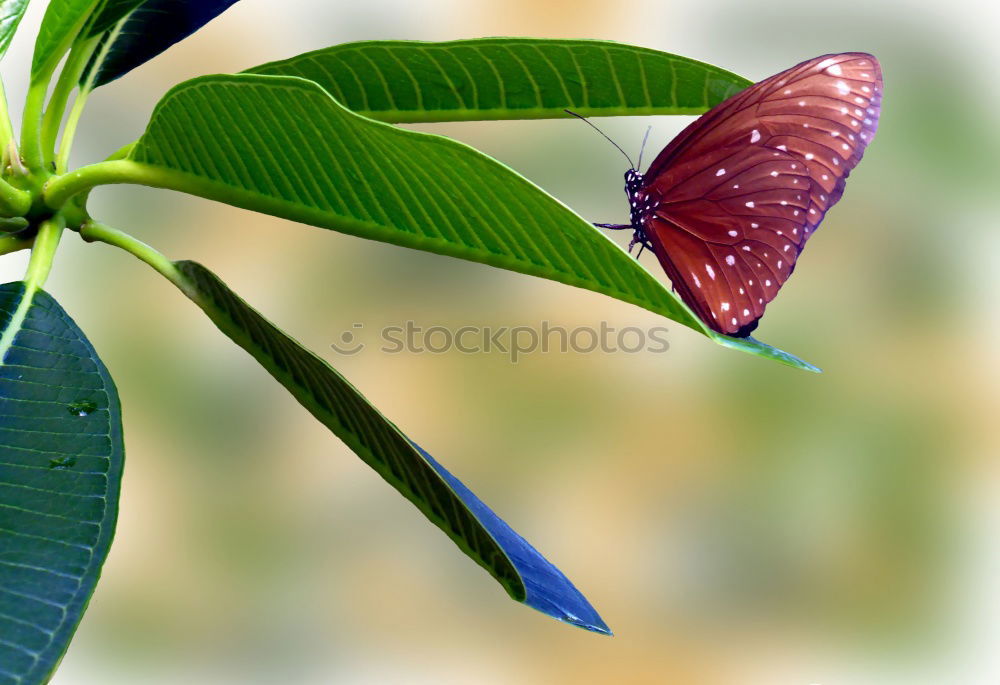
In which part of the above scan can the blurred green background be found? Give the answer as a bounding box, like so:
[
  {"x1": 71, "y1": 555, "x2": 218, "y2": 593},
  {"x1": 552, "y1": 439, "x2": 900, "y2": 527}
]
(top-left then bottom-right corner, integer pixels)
[{"x1": 1, "y1": 0, "x2": 996, "y2": 682}]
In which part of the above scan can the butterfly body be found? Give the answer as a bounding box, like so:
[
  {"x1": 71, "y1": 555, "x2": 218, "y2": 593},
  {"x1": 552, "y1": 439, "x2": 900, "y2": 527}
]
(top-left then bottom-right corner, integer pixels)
[{"x1": 601, "y1": 53, "x2": 882, "y2": 337}]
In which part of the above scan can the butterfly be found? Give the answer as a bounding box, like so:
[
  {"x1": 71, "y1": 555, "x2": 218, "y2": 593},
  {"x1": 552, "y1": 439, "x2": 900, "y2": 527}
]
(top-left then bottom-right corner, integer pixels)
[{"x1": 589, "y1": 53, "x2": 882, "y2": 337}]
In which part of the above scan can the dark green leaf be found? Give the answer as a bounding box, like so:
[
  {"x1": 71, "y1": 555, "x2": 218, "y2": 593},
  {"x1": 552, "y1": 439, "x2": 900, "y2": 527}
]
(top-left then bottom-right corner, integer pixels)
[
  {"x1": 0, "y1": 0, "x2": 30, "y2": 60},
  {"x1": 66, "y1": 72, "x2": 814, "y2": 370},
  {"x1": 81, "y1": 0, "x2": 143, "y2": 37},
  {"x1": 0, "y1": 282, "x2": 124, "y2": 683},
  {"x1": 81, "y1": 0, "x2": 240, "y2": 88},
  {"x1": 248, "y1": 38, "x2": 752, "y2": 123},
  {"x1": 31, "y1": 0, "x2": 97, "y2": 79},
  {"x1": 174, "y1": 260, "x2": 610, "y2": 634}
]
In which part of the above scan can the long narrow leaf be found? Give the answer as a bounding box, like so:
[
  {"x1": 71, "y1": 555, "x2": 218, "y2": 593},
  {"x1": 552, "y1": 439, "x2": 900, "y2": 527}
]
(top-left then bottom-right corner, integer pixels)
[
  {"x1": 0, "y1": 282, "x2": 124, "y2": 683},
  {"x1": 174, "y1": 260, "x2": 610, "y2": 634},
  {"x1": 248, "y1": 38, "x2": 752, "y2": 123},
  {"x1": 81, "y1": 0, "x2": 240, "y2": 87},
  {"x1": 61, "y1": 72, "x2": 815, "y2": 370}
]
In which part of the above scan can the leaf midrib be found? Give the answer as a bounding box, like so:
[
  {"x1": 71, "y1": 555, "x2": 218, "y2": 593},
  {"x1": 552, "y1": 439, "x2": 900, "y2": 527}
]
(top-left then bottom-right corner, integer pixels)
[{"x1": 0, "y1": 285, "x2": 38, "y2": 365}]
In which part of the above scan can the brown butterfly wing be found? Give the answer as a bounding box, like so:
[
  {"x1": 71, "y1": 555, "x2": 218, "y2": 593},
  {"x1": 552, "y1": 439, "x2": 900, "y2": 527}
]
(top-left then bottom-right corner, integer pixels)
[{"x1": 638, "y1": 53, "x2": 883, "y2": 336}]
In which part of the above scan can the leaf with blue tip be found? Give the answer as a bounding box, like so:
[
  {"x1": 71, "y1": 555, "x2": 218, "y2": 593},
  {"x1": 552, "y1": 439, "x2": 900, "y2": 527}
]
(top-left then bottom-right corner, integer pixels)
[
  {"x1": 173, "y1": 260, "x2": 610, "y2": 634},
  {"x1": 412, "y1": 442, "x2": 610, "y2": 633}
]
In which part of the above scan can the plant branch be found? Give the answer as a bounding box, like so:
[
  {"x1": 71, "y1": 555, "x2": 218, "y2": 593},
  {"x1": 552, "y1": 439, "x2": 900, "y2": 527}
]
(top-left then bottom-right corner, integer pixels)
[
  {"x1": 104, "y1": 141, "x2": 137, "y2": 162},
  {"x1": 0, "y1": 177, "x2": 31, "y2": 216},
  {"x1": 43, "y1": 160, "x2": 147, "y2": 207},
  {"x1": 41, "y1": 37, "x2": 99, "y2": 166},
  {"x1": 0, "y1": 81, "x2": 14, "y2": 150},
  {"x1": 24, "y1": 216, "x2": 64, "y2": 289},
  {"x1": 55, "y1": 90, "x2": 91, "y2": 173},
  {"x1": 20, "y1": 80, "x2": 49, "y2": 171},
  {"x1": 0, "y1": 233, "x2": 31, "y2": 256},
  {"x1": 78, "y1": 220, "x2": 195, "y2": 298}
]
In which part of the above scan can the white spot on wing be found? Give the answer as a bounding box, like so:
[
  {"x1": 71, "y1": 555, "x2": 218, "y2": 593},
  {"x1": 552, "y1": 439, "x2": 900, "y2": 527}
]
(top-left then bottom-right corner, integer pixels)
[
  {"x1": 836, "y1": 81, "x2": 850, "y2": 95},
  {"x1": 721, "y1": 302, "x2": 730, "y2": 311},
  {"x1": 725, "y1": 255, "x2": 735, "y2": 266},
  {"x1": 750, "y1": 129, "x2": 761, "y2": 143},
  {"x1": 745, "y1": 201, "x2": 755, "y2": 208},
  {"x1": 728, "y1": 230, "x2": 738, "y2": 237},
  {"x1": 716, "y1": 168, "x2": 726, "y2": 176},
  {"x1": 705, "y1": 264, "x2": 716, "y2": 280}
]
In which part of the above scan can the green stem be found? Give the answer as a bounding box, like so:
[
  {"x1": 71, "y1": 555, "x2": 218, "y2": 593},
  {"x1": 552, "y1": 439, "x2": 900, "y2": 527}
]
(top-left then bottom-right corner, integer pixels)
[
  {"x1": 0, "y1": 233, "x2": 31, "y2": 256},
  {"x1": 55, "y1": 88, "x2": 91, "y2": 173},
  {"x1": 104, "y1": 141, "x2": 137, "y2": 162},
  {"x1": 24, "y1": 217, "x2": 64, "y2": 289},
  {"x1": 79, "y1": 221, "x2": 194, "y2": 297},
  {"x1": 44, "y1": 159, "x2": 153, "y2": 207},
  {"x1": 20, "y1": 80, "x2": 49, "y2": 171},
  {"x1": 0, "y1": 177, "x2": 31, "y2": 216},
  {"x1": 41, "y1": 38, "x2": 99, "y2": 166},
  {"x1": 0, "y1": 81, "x2": 14, "y2": 150},
  {"x1": 0, "y1": 219, "x2": 62, "y2": 364}
]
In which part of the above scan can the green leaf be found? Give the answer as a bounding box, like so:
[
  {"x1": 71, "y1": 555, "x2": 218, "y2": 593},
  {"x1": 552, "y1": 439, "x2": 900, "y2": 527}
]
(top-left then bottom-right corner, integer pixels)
[
  {"x1": 31, "y1": 0, "x2": 97, "y2": 79},
  {"x1": 0, "y1": 282, "x2": 124, "y2": 683},
  {"x1": 174, "y1": 260, "x2": 610, "y2": 633},
  {"x1": 81, "y1": 0, "x2": 144, "y2": 37},
  {"x1": 0, "y1": 0, "x2": 30, "y2": 60},
  {"x1": 56, "y1": 72, "x2": 816, "y2": 370},
  {"x1": 247, "y1": 38, "x2": 752, "y2": 123},
  {"x1": 80, "y1": 0, "x2": 240, "y2": 88}
]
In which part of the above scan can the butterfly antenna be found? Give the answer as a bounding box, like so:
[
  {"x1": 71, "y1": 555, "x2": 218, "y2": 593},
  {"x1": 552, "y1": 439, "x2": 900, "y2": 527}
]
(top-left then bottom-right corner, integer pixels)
[
  {"x1": 564, "y1": 109, "x2": 635, "y2": 169},
  {"x1": 636, "y1": 125, "x2": 652, "y2": 172}
]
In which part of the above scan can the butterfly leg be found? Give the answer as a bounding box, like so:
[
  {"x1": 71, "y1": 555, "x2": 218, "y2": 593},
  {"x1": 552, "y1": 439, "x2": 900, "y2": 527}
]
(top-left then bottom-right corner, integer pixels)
[
  {"x1": 627, "y1": 231, "x2": 654, "y2": 256},
  {"x1": 593, "y1": 223, "x2": 632, "y2": 230}
]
